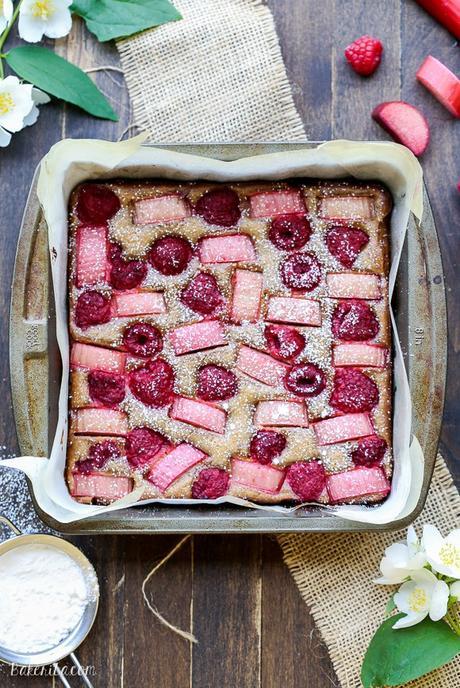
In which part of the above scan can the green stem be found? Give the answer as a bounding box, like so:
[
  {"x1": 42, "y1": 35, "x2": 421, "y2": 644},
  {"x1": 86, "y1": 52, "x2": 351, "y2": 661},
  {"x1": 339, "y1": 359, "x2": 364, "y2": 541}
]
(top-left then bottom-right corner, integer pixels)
[
  {"x1": 0, "y1": 0, "x2": 25, "y2": 77},
  {"x1": 445, "y1": 604, "x2": 460, "y2": 636}
]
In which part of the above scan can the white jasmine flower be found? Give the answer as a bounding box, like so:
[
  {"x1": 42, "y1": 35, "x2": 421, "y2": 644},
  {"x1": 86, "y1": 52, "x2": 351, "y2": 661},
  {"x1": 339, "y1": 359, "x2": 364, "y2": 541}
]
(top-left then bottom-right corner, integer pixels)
[
  {"x1": 0, "y1": 0, "x2": 13, "y2": 33},
  {"x1": 393, "y1": 568, "x2": 449, "y2": 629},
  {"x1": 422, "y1": 524, "x2": 460, "y2": 578},
  {"x1": 0, "y1": 76, "x2": 50, "y2": 147},
  {"x1": 450, "y1": 580, "x2": 460, "y2": 599},
  {"x1": 18, "y1": 0, "x2": 72, "y2": 43},
  {"x1": 374, "y1": 525, "x2": 427, "y2": 585}
]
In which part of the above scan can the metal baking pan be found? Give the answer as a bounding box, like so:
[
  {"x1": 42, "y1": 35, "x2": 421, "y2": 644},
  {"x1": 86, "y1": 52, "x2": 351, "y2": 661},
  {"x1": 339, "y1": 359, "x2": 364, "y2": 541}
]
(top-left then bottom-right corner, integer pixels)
[{"x1": 9, "y1": 142, "x2": 447, "y2": 533}]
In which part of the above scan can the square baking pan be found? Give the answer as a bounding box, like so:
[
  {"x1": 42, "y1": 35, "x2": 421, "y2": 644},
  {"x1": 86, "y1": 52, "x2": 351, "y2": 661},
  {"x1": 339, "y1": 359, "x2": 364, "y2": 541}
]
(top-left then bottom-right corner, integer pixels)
[{"x1": 9, "y1": 142, "x2": 447, "y2": 533}]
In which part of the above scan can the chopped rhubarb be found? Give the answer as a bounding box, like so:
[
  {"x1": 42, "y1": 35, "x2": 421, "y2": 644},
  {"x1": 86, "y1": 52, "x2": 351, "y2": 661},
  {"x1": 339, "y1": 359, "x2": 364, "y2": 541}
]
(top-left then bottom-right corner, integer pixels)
[
  {"x1": 170, "y1": 396, "x2": 227, "y2": 434},
  {"x1": 326, "y1": 466, "x2": 390, "y2": 503},
  {"x1": 71, "y1": 343, "x2": 126, "y2": 373},
  {"x1": 198, "y1": 234, "x2": 256, "y2": 264},
  {"x1": 76, "y1": 225, "x2": 108, "y2": 287},
  {"x1": 230, "y1": 458, "x2": 285, "y2": 493},
  {"x1": 249, "y1": 190, "x2": 305, "y2": 218},
  {"x1": 112, "y1": 291, "x2": 166, "y2": 317},
  {"x1": 414, "y1": 1, "x2": 460, "y2": 40},
  {"x1": 230, "y1": 269, "x2": 263, "y2": 323},
  {"x1": 71, "y1": 473, "x2": 133, "y2": 500},
  {"x1": 333, "y1": 343, "x2": 387, "y2": 368},
  {"x1": 266, "y1": 296, "x2": 321, "y2": 326},
  {"x1": 372, "y1": 101, "x2": 430, "y2": 156},
  {"x1": 319, "y1": 196, "x2": 374, "y2": 219},
  {"x1": 254, "y1": 400, "x2": 308, "y2": 428},
  {"x1": 133, "y1": 195, "x2": 191, "y2": 225},
  {"x1": 327, "y1": 272, "x2": 381, "y2": 299},
  {"x1": 236, "y1": 345, "x2": 289, "y2": 387},
  {"x1": 147, "y1": 443, "x2": 206, "y2": 492},
  {"x1": 416, "y1": 55, "x2": 460, "y2": 117},
  {"x1": 313, "y1": 413, "x2": 374, "y2": 445},
  {"x1": 169, "y1": 320, "x2": 226, "y2": 355},
  {"x1": 74, "y1": 408, "x2": 128, "y2": 436}
]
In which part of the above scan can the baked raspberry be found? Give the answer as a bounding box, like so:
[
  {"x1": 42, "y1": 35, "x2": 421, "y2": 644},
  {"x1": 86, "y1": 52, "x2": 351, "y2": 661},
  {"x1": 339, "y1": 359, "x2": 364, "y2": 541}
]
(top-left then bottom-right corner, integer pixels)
[
  {"x1": 284, "y1": 363, "x2": 326, "y2": 397},
  {"x1": 249, "y1": 430, "x2": 287, "y2": 465},
  {"x1": 352, "y1": 436, "x2": 387, "y2": 466},
  {"x1": 76, "y1": 184, "x2": 121, "y2": 223},
  {"x1": 123, "y1": 322, "x2": 163, "y2": 358},
  {"x1": 180, "y1": 272, "x2": 224, "y2": 315},
  {"x1": 197, "y1": 364, "x2": 238, "y2": 401},
  {"x1": 286, "y1": 461, "x2": 326, "y2": 501},
  {"x1": 88, "y1": 369, "x2": 126, "y2": 406},
  {"x1": 326, "y1": 226, "x2": 369, "y2": 268},
  {"x1": 126, "y1": 427, "x2": 166, "y2": 468},
  {"x1": 330, "y1": 368, "x2": 379, "y2": 412},
  {"x1": 75, "y1": 290, "x2": 111, "y2": 329},
  {"x1": 148, "y1": 235, "x2": 193, "y2": 276},
  {"x1": 77, "y1": 439, "x2": 121, "y2": 474},
  {"x1": 332, "y1": 300, "x2": 380, "y2": 341},
  {"x1": 268, "y1": 214, "x2": 312, "y2": 250},
  {"x1": 344, "y1": 35, "x2": 383, "y2": 77},
  {"x1": 109, "y1": 244, "x2": 147, "y2": 290},
  {"x1": 191, "y1": 467, "x2": 229, "y2": 499},
  {"x1": 129, "y1": 358, "x2": 175, "y2": 407},
  {"x1": 280, "y1": 252, "x2": 321, "y2": 291},
  {"x1": 195, "y1": 187, "x2": 241, "y2": 227},
  {"x1": 265, "y1": 324, "x2": 305, "y2": 361}
]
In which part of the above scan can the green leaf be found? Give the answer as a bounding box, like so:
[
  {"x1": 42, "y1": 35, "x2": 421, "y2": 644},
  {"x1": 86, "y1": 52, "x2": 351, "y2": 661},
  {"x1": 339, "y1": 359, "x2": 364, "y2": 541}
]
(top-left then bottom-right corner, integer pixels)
[
  {"x1": 71, "y1": 0, "x2": 182, "y2": 42},
  {"x1": 385, "y1": 596, "x2": 396, "y2": 616},
  {"x1": 5, "y1": 46, "x2": 117, "y2": 121},
  {"x1": 361, "y1": 614, "x2": 460, "y2": 687}
]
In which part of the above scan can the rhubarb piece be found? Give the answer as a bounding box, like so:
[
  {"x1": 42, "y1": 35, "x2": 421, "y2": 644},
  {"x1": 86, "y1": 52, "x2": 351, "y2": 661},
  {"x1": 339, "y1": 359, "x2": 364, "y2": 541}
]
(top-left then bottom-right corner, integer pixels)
[
  {"x1": 320, "y1": 196, "x2": 375, "y2": 219},
  {"x1": 326, "y1": 466, "x2": 390, "y2": 503},
  {"x1": 76, "y1": 185, "x2": 120, "y2": 224},
  {"x1": 330, "y1": 368, "x2": 379, "y2": 413},
  {"x1": 76, "y1": 225, "x2": 108, "y2": 287},
  {"x1": 249, "y1": 430, "x2": 286, "y2": 464},
  {"x1": 71, "y1": 473, "x2": 133, "y2": 500},
  {"x1": 344, "y1": 35, "x2": 383, "y2": 77},
  {"x1": 123, "y1": 322, "x2": 163, "y2": 358},
  {"x1": 327, "y1": 272, "x2": 381, "y2": 299},
  {"x1": 326, "y1": 226, "x2": 369, "y2": 267},
  {"x1": 113, "y1": 291, "x2": 166, "y2": 317},
  {"x1": 268, "y1": 214, "x2": 312, "y2": 250},
  {"x1": 148, "y1": 235, "x2": 193, "y2": 275},
  {"x1": 416, "y1": 55, "x2": 460, "y2": 117},
  {"x1": 249, "y1": 190, "x2": 305, "y2": 218},
  {"x1": 414, "y1": 0, "x2": 460, "y2": 40},
  {"x1": 126, "y1": 427, "x2": 166, "y2": 468},
  {"x1": 331, "y1": 300, "x2": 379, "y2": 340},
  {"x1": 372, "y1": 101, "x2": 430, "y2": 156},
  {"x1": 264, "y1": 324, "x2": 306, "y2": 361},
  {"x1": 231, "y1": 458, "x2": 285, "y2": 493},
  {"x1": 280, "y1": 252, "x2": 322, "y2": 291},
  {"x1": 236, "y1": 345, "x2": 289, "y2": 387},
  {"x1": 74, "y1": 408, "x2": 128, "y2": 436},
  {"x1": 134, "y1": 195, "x2": 190, "y2": 225},
  {"x1": 191, "y1": 467, "x2": 229, "y2": 499},
  {"x1": 71, "y1": 343, "x2": 126, "y2": 373},
  {"x1": 230, "y1": 269, "x2": 263, "y2": 322},
  {"x1": 352, "y1": 436, "x2": 387, "y2": 467},
  {"x1": 77, "y1": 440, "x2": 121, "y2": 474},
  {"x1": 169, "y1": 320, "x2": 226, "y2": 355},
  {"x1": 266, "y1": 296, "x2": 321, "y2": 326},
  {"x1": 333, "y1": 343, "x2": 387, "y2": 368},
  {"x1": 313, "y1": 412, "x2": 374, "y2": 445},
  {"x1": 286, "y1": 461, "x2": 326, "y2": 500},
  {"x1": 197, "y1": 364, "x2": 238, "y2": 401},
  {"x1": 88, "y1": 370, "x2": 126, "y2": 406},
  {"x1": 170, "y1": 396, "x2": 227, "y2": 434},
  {"x1": 199, "y1": 234, "x2": 256, "y2": 264},
  {"x1": 180, "y1": 272, "x2": 224, "y2": 315},
  {"x1": 255, "y1": 400, "x2": 308, "y2": 428},
  {"x1": 129, "y1": 358, "x2": 175, "y2": 408},
  {"x1": 75, "y1": 291, "x2": 111, "y2": 329},
  {"x1": 147, "y1": 443, "x2": 206, "y2": 492},
  {"x1": 109, "y1": 246, "x2": 147, "y2": 290},
  {"x1": 284, "y1": 363, "x2": 326, "y2": 397},
  {"x1": 195, "y1": 187, "x2": 241, "y2": 227}
]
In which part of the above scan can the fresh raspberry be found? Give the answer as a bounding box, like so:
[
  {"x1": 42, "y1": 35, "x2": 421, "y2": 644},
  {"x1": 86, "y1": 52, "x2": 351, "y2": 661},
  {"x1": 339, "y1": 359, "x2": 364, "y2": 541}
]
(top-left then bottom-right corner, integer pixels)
[
  {"x1": 76, "y1": 184, "x2": 121, "y2": 223},
  {"x1": 195, "y1": 187, "x2": 241, "y2": 227},
  {"x1": 326, "y1": 226, "x2": 369, "y2": 268},
  {"x1": 129, "y1": 358, "x2": 175, "y2": 407},
  {"x1": 88, "y1": 370, "x2": 126, "y2": 406},
  {"x1": 191, "y1": 467, "x2": 229, "y2": 499},
  {"x1": 264, "y1": 324, "x2": 305, "y2": 361},
  {"x1": 123, "y1": 322, "x2": 163, "y2": 358},
  {"x1": 332, "y1": 300, "x2": 379, "y2": 341},
  {"x1": 330, "y1": 368, "x2": 379, "y2": 412},
  {"x1": 268, "y1": 214, "x2": 312, "y2": 251},
  {"x1": 126, "y1": 427, "x2": 166, "y2": 468},
  {"x1": 77, "y1": 439, "x2": 121, "y2": 474},
  {"x1": 180, "y1": 272, "x2": 224, "y2": 315},
  {"x1": 352, "y1": 436, "x2": 387, "y2": 466},
  {"x1": 280, "y1": 252, "x2": 322, "y2": 291},
  {"x1": 284, "y1": 363, "x2": 326, "y2": 397},
  {"x1": 197, "y1": 364, "x2": 238, "y2": 401},
  {"x1": 249, "y1": 430, "x2": 287, "y2": 465},
  {"x1": 286, "y1": 461, "x2": 326, "y2": 501},
  {"x1": 109, "y1": 243, "x2": 147, "y2": 290},
  {"x1": 148, "y1": 235, "x2": 193, "y2": 276},
  {"x1": 344, "y1": 35, "x2": 383, "y2": 77},
  {"x1": 75, "y1": 290, "x2": 111, "y2": 329}
]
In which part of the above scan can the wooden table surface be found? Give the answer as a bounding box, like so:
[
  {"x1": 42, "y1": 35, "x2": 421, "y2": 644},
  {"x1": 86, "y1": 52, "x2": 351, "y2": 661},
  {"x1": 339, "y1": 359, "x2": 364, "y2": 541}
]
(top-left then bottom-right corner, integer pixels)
[{"x1": 0, "y1": 2, "x2": 459, "y2": 686}]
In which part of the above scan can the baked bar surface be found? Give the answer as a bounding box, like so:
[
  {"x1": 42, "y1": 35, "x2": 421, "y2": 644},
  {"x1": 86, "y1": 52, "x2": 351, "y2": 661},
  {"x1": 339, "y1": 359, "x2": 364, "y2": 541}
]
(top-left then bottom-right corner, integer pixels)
[{"x1": 66, "y1": 179, "x2": 393, "y2": 506}]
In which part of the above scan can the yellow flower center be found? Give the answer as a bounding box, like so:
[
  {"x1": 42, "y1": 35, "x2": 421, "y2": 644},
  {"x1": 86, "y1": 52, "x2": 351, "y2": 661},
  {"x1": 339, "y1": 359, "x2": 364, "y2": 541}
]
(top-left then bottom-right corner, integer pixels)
[
  {"x1": 32, "y1": 0, "x2": 54, "y2": 19},
  {"x1": 0, "y1": 1, "x2": 4, "y2": 13},
  {"x1": 439, "y1": 543, "x2": 460, "y2": 570},
  {"x1": 0, "y1": 92, "x2": 14, "y2": 115},
  {"x1": 409, "y1": 587, "x2": 428, "y2": 613}
]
